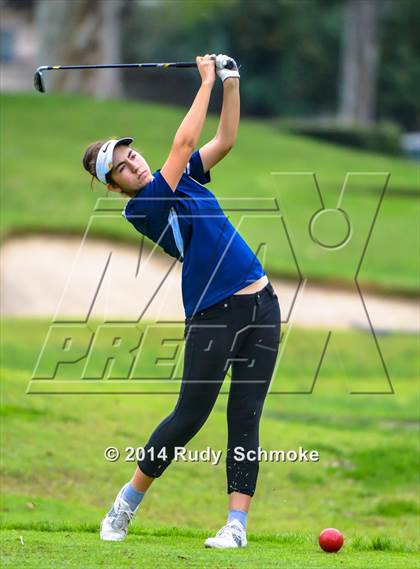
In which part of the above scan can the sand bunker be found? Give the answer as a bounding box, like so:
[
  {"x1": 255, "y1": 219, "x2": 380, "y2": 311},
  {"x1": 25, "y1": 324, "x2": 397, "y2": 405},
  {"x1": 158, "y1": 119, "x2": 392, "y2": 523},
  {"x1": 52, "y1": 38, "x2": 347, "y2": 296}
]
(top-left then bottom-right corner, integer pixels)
[{"x1": 1, "y1": 235, "x2": 418, "y2": 332}]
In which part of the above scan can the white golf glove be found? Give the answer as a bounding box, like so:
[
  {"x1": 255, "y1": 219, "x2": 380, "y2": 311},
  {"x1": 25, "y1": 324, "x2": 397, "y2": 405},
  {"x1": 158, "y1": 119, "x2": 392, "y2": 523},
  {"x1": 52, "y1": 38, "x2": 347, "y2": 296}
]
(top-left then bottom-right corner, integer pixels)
[{"x1": 215, "y1": 54, "x2": 240, "y2": 82}]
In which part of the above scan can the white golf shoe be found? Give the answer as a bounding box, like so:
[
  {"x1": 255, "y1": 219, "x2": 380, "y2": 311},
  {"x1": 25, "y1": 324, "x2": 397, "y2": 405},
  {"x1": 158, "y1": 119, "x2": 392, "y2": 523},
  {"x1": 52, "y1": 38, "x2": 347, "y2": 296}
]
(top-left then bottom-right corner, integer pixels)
[
  {"x1": 100, "y1": 484, "x2": 137, "y2": 541},
  {"x1": 204, "y1": 519, "x2": 247, "y2": 548}
]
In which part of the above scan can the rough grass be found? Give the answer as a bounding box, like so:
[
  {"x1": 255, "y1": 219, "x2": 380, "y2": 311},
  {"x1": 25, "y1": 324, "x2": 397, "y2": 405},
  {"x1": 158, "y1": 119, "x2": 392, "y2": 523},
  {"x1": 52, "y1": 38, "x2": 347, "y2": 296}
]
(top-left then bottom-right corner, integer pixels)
[
  {"x1": 1, "y1": 318, "x2": 419, "y2": 567},
  {"x1": 1, "y1": 93, "x2": 419, "y2": 294}
]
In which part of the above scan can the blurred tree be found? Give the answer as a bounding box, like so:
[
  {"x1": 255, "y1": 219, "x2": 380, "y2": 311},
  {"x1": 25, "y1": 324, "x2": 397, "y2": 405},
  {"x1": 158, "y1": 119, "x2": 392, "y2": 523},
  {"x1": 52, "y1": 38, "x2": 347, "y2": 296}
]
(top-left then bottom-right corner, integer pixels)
[
  {"x1": 35, "y1": 0, "x2": 124, "y2": 98},
  {"x1": 228, "y1": 0, "x2": 342, "y2": 117},
  {"x1": 121, "y1": 0, "x2": 342, "y2": 118},
  {"x1": 378, "y1": 0, "x2": 419, "y2": 129},
  {"x1": 120, "y1": 0, "x2": 230, "y2": 108},
  {"x1": 33, "y1": 0, "x2": 417, "y2": 128},
  {"x1": 338, "y1": 0, "x2": 379, "y2": 124}
]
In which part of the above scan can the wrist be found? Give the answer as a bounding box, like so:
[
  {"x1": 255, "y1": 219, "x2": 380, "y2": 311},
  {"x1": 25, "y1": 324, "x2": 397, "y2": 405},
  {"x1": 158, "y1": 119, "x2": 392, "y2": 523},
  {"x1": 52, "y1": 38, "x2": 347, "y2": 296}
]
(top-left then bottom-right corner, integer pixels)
[
  {"x1": 201, "y1": 79, "x2": 215, "y2": 88},
  {"x1": 223, "y1": 77, "x2": 240, "y2": 88}
]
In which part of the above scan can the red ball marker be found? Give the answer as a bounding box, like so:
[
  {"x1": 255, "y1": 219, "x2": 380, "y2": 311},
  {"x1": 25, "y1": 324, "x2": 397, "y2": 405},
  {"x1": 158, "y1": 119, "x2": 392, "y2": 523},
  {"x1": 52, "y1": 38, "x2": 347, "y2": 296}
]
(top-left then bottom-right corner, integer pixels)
[{"x1": 318, "y1": 528, "x2": 344, "y2": 552}]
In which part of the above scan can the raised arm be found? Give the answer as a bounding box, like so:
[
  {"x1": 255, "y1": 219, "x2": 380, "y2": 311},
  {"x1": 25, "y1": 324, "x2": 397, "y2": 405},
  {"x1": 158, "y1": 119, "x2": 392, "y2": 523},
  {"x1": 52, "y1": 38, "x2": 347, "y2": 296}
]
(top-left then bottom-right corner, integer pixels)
[
  {"x1": 199, "y1": 75, "x2": 240, "y2": 173},
  {"x1": 161, "y1": 55, "x2": 216, "y2": 192}
]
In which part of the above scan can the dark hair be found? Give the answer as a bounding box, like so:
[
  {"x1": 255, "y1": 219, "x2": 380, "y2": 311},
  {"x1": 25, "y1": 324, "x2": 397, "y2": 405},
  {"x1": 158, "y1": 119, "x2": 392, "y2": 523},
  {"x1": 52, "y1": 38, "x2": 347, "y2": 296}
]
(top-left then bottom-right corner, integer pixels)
[{"x1": 82, "y1": 140, "x2": 114, "y2": 191}]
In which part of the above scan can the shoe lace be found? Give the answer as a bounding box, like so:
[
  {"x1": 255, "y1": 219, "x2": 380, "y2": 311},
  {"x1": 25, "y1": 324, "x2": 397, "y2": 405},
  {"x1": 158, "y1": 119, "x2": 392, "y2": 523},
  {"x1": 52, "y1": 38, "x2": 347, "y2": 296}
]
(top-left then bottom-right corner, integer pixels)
[
  {"x1": 216, "y1": 523, "x2": 240, "y2": 540},
  {"x1": 110, "y1": 502, "x2": 134, "y2": 530}
]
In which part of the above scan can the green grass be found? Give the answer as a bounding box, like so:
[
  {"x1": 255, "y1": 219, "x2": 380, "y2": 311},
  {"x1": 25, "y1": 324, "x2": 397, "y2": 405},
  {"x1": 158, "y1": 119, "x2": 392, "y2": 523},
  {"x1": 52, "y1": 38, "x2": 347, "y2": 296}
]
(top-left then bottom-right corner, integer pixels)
[
  {"x1": 1, "y1": 93, "x2": 419, "y2": 294},
  {"x1": 1, "y1": 319, "x2": 419, "y2": 567},
  {"x1": 1, "y1": 529, "x2": 419, "y2": 569}
]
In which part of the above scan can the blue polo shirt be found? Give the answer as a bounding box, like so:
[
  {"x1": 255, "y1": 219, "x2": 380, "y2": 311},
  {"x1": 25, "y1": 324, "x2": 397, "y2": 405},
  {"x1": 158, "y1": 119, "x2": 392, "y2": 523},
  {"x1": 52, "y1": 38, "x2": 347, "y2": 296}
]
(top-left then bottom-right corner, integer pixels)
[{"x1": 122, "y1": 150, "x2": 265, "y2": 317}]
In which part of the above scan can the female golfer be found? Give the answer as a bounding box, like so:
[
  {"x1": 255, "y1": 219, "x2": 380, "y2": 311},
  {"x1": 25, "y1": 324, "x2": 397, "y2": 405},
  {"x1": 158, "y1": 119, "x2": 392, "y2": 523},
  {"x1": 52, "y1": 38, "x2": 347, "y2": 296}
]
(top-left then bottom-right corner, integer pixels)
[{"x1": 82, "y1": 54, "x2": 280, "y2": 548}]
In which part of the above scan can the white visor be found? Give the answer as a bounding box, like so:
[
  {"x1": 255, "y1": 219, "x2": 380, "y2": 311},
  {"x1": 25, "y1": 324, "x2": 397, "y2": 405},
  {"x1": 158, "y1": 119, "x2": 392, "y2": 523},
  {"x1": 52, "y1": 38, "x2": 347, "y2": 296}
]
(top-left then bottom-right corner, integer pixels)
[{"x1": 95, "y1": 137, "x2": 134, "y2": 184}]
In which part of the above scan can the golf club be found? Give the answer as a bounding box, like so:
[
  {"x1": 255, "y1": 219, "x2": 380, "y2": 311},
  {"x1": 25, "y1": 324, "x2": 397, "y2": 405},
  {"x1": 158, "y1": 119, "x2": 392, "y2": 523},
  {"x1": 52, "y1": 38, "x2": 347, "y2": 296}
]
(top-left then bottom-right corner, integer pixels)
[{"x1": 33, "y1": 59, "x2": 236, "y2": 93}]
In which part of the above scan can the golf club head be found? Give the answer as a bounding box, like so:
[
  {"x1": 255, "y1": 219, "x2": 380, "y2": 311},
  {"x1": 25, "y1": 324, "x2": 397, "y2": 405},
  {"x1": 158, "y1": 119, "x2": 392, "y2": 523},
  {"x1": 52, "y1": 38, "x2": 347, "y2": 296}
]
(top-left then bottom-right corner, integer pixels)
[{"x1": 34, "y1": 69, "x2": 46, "y2": 93}]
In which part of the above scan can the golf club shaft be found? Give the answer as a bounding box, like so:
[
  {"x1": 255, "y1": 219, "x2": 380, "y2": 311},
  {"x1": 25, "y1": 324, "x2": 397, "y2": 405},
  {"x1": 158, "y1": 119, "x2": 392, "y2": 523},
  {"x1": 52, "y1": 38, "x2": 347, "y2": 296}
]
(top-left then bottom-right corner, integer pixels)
[
  {"x1": 37, "y1": 61, "x2": 197, "y2": 72},
  {"x1": 34, "y1": 57, "x2": 235, "y2": 93}
]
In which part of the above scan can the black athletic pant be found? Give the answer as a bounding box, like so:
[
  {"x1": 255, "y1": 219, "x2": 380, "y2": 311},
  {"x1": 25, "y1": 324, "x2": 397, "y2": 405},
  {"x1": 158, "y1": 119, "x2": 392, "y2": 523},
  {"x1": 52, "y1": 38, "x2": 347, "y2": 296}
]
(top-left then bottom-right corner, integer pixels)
[{"x1": 137, "y1": 281, "x2": 281, "y2": 497}]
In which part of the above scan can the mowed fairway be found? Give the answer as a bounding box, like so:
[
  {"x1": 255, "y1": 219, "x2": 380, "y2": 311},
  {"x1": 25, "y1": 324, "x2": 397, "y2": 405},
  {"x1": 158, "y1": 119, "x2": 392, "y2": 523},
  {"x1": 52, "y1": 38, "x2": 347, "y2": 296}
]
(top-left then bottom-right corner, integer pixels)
[
  {"x1": 1, "y1": 319, "x2": 419, "y2": 568},
  {"x1": 1, "y1": 529, "x2": 419, "y2": 569}
]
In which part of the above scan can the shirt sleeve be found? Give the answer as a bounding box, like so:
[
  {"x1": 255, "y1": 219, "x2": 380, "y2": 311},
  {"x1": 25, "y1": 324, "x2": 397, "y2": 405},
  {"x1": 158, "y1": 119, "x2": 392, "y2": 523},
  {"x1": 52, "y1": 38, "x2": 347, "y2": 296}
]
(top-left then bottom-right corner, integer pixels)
[{"x1": 184, "y1": 150, "x2": 211, "y2": 185}]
